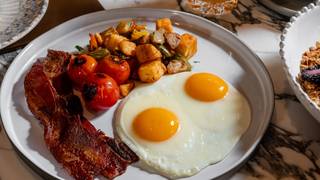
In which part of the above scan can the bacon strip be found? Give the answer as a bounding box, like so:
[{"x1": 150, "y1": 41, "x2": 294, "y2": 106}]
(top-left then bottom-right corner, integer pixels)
[{"x1": 24, "y1": 50, "x2": 138, "y2": 180}]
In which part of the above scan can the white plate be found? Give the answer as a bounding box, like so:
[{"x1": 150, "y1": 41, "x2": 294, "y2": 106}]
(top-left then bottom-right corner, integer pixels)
[
  {"x1": 0, "y1": 8, "x2": 274, "y2": 179},
  {"x1": 0, "y1": 0, "x2": 48, "y2": 49},
  {"x1": 280, "y1": 1, "x2": 320, "y2": 123}
]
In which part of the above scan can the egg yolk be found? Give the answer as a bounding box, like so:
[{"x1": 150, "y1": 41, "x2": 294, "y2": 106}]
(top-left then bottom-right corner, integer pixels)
[
  {"x1": 133, "y1": 108, "x2": 179, "y2": 142},
  {"x1": 185, "y1": 73, "x2": 228, "y2": 102}
]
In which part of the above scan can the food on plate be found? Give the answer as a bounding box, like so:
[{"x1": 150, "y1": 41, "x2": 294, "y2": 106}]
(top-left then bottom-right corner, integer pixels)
[
  {"x1": 97, "y1": 55, "x2": 130, "y2": 85},
  {"x1": 156, "y1": 18, "x2": 173, "y2": 32},
  {"x1": 82, "y1": 73, "x2": 120, "y2": 111},
  {"x1": 138, "y1": 60, "x2": 167, "y2": 83},
  {"x1": 298, "y1": 41, "x2": 320, "y2": 106},
  {"x1": 176, "y1": 33, "x2": 197, "y2": 59},
  {"x1": 167, "y1": 59, "x2": 191, "y2": 74},
  {"x1": 120, "y1": 81, "x2": 135, "y2": 97},
  {"x1": 67, "y1": 54, "x2": 98, "y2": 89},
  {"x1": 24, "y1": 50, "x2": 139, "y2": 180},
  {"x1": 115, "y1": 72, "x2": 251, "y2": 179},
  {"x1": 135, "y1": 44, "x2": 162, "y2": 64},
  {"x1": 83, "y1": 18, "x2": 197, "y2": 84}
]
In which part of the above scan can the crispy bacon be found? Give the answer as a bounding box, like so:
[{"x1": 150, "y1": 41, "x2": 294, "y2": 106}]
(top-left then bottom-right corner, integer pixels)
[{"x1": 24, "y1": 50, "x2": 138, "y2": 180}]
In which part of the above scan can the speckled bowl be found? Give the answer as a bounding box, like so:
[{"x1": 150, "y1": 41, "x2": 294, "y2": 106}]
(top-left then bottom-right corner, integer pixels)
[
  {"x1": 280, "y1": 0, "x2": 320, "y2": 122},
  {"x1": 0, "y1": 0, "x2": 48, "y2": 49}
]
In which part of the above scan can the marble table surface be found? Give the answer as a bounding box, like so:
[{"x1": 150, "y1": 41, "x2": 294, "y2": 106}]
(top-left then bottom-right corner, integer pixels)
[{"x1": 1, "y1": 0, "x2": 320, "y2": 179}]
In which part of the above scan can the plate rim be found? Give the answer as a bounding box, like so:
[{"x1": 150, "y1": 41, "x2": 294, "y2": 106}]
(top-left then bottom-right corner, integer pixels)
[
  {"x1": 280, "y1": 0, "x2": 320, "y2": 122},
  {"x1": 0, "y1": 8, "x2": 275, "y2": 179},
  {"x1": 0, "y1": 0, "x2": 49, "y2": 49}
]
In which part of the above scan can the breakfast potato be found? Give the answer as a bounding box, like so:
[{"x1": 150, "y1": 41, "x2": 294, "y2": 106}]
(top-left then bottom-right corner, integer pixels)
[
  {"x1": 100, "y1": 27, "x2": 118, "y2": 39},
  {"x1": 104, "y1": 34, "x2": 128, "y2": 51},
  {"x1": 119, "y1": 81, "x2": 135, "y2": 97},
  {"x1": 119, "y1": 41, "x2": 136, "y2": 56},
  {"x1": 138, "y1": 60, "x2": 166, "y2": 83},
  {"x1": 135, "y1": 44, "x2": 162, "y2": 64},
  {"x1": 176, "y1": 33, "x2": 197, "y2": 60},
  {"x1": 156, "y1": 18, "x2": 173, "y2": 32},
  {"x1": 116, "y1": 20, "x2": 134, "y2": 35}
]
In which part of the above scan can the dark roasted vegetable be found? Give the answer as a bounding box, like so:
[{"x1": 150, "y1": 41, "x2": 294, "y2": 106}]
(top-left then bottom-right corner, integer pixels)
[
  {"x1": 301, "y1": 65, "x2": 320, "y2": 84},
  {"x1": 150, "y1": 29, "x2": 165, "y2": 44},
  {"x1": 164, "y1": 32, "x2": 181, "y2": 49},
  {"x1": 167, "y1": 59, "x2": 191, "y2": 74},
  {"x1": 88, "y1": 48, "x2": 110, "y2": 59},
  {"x1": 157, "y1": 45, "x2": 173, "y2": 58}
]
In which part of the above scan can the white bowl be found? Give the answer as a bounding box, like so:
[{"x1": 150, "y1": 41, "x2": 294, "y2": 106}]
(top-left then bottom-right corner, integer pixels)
[{"x1": 280, "y1": 0, "x2": 320, "y2": 122}]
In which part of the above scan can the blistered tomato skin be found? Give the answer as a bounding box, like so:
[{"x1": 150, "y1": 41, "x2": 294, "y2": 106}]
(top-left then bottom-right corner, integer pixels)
[
  {"x1": 67, "y1": 54, "x2": 98, "y2": 89},
  {"x1": 82, "y1": 73, "x2": 120, "y2": 111},
  {"x1": 97, "y1": 56, "x2": 130, "y2": 85}
]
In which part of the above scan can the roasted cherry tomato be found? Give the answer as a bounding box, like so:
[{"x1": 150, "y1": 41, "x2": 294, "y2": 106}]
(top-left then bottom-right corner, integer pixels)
[
  {"x1": 97, "y1": 56, "x2": 130, "y2": 85},
  {"x1": 82, "y1": 73, "x2": 120, "y2": 111},
  {"x1": 67, "y1": 54, "x2": 97, "y2": 89}
]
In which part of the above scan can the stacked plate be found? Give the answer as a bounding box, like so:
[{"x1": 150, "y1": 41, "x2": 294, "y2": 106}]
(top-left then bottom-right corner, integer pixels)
[{"x1": 0, "y1": 0, "x2": 48, "y2": 49}]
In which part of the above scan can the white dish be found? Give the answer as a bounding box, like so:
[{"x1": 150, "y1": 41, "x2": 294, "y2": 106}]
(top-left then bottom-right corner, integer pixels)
[
  {"x1": 0, "y1": 8, "x2": 274, "y2": 179},
  {"x1": 0, "y1": 0, "x2": 48, "y2": 49},
  {"x1": 280, "y1": 1, "x2": 320, "y2": 123}
]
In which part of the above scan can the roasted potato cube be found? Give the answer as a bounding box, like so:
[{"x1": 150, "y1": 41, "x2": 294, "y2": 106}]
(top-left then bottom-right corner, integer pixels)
[
  {"x1": 176, "y1": 33, "x2": 197, "y2": 60},
  {"x1": 138, "y1": 60, "x2": 166, "y2": 83},
  {"x1": 119, "y1": 41, "x2": 136, "y2": 56},
  {"x1": 138, "y1": 34, "x2": 150, "y2": 44},
  {"x1": 134, "y1": 24, "x2": 147, "y2": 31},
  {"x1": 104, "y1": 34, "x2": 128, "y2": 51},
  {"x1": 156, "y1": 18, "x2": 173, "y2": 32},
  {"x1": 116, "y1": 20, "x2": 134, "y2": 35},
  {"x1": 135, "y1": 44, "x2": 162, "y2": 64},
  {"x1": 100, "y1": 27, "x2": 118, "y2": 39},
  {"x1": 120, "y1": 81, "x2": 135, "y2": 97}
]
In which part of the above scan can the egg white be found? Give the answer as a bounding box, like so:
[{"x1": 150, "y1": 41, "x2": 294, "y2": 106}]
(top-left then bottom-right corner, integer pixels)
[{"x1": 115, "y1": 72, "x2": 251, "y2": 179}]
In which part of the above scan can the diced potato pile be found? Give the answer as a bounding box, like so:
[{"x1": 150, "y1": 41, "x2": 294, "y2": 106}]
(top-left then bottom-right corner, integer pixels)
[{"x1": 81, "y1": 18, "x2": 197, "y2": 96}]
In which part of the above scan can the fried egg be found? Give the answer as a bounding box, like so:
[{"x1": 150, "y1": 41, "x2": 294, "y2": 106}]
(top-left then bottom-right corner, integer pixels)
[{"x1": 115, "y1": 72, "x2": 251, "y2": 179}]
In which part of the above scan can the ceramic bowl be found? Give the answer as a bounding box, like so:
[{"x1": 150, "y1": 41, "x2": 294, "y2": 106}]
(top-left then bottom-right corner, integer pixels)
[{"x1": 280, "y1": 0, "x2": 320, "y2": 122}]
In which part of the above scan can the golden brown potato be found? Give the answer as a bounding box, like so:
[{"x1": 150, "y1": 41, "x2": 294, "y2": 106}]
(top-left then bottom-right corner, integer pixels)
[
  {"x1": 119, "y1": 41, "x2": 136, "y2": 56},
  {"x1": 120, "y1": 81, "x2": 135, "y2": 97},
  {"x1": 100, "y1": 27, "x2": 118, "y2": 40},
  {"x1": 135, "y1": 44, "x2": 162, "y2": 64},
  {"x1": 156, "y1": 18, "x2": 173, "y2": 32},
  {"x1": 138, "y1": 60, "x2": 166, "y2": 83},
  {"x1": 104, "y1": 34, "x2": 128, "y2": 51},
  {"x1": 176, "y1": 33, "x2": 197, "y2": 60},
  {"x1": 116, "y1": 20, "x2": 134, "y2": 35}
]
